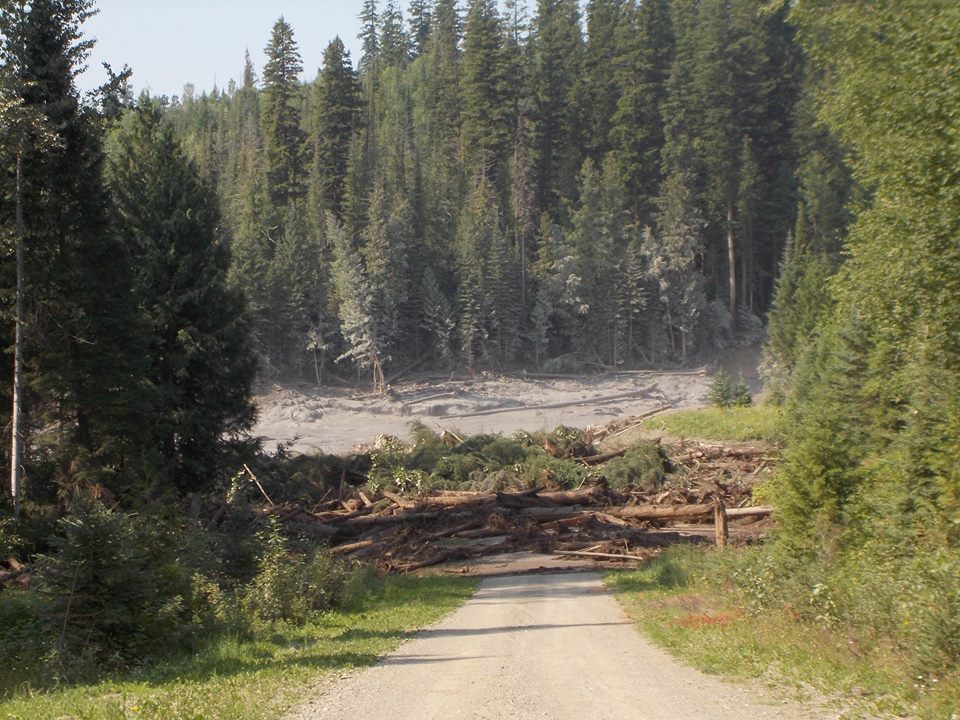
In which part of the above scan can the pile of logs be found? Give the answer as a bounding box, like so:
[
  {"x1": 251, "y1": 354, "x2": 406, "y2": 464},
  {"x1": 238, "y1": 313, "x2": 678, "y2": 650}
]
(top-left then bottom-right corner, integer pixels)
[{"x1": 259, "y1": 468, "x2": 773, "y2": 572}]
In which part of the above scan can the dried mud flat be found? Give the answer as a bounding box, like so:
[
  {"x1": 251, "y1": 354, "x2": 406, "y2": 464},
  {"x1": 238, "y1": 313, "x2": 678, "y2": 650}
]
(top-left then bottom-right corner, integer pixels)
[
  {"x1": 253, "y1": 369, "x2": 713, "y2": 456},
  {"x1": 285, "y1": 572, "x2": 832, "y2": 720}
]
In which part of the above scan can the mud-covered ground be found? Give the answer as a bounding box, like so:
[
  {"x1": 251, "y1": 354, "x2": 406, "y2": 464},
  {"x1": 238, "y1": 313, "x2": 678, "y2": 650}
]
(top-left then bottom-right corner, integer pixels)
[{"x1": 253, "y1": 369, "x2": 711, "y2": 456}]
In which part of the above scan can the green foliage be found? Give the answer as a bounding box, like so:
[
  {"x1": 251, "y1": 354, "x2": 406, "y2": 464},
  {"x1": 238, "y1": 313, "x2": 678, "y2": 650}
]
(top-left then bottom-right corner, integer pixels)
[
  {"x1": 707, "y1": 369, "x2": 733, "y2": 408},
  {"x1": 107, "y1": 99, "x2": 256, "y2": 492},
  {"x1": 607, "y1": 547, "x2": 960, "y2": 719},
  {"x1": 242, "y1": 519, "x2": 346, "y2": 624},
  {"x1": 732, "y1": 378, "x2": 751, "y2": 407},
  {"x1": 603, "y1": 442, "x2": 666, "y2": 491},
  {"x1": 261, "y1": 16, "x2": 306, "y2": 206},
  {"x1": 0, "y1": 574, "x2": 477, "y2": 717},
  {"x1": 34, "y1": 501, "x2": 201, "y2": 675}
]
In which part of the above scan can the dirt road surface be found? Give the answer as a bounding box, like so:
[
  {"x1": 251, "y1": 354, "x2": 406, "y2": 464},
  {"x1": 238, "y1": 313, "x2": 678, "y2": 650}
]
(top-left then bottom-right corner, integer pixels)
[{"x1": 286, "y1": 572, "x2": 828, "y2": 720}]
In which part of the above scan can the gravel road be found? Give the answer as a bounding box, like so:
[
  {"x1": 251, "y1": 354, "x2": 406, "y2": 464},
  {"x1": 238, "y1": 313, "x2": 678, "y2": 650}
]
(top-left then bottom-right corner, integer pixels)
[{"x1": 286, "y1": 572, "x2": 830, "y2": 720}]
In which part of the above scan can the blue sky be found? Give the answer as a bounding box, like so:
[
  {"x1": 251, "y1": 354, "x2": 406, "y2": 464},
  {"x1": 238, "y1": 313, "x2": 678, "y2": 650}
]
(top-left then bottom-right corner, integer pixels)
[{"x1": 80, "y1": 1, "x2": 364, "y2": 98}]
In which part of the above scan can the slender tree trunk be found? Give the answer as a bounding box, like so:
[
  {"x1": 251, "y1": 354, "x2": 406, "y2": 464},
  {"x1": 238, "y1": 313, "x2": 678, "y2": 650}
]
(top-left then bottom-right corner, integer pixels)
[
  {"x1": 727, "y1": 202, "x2": 737, "y2": 330},
  {"x1": 11, "y1": 152, "x2": 25, "y2": 519}
]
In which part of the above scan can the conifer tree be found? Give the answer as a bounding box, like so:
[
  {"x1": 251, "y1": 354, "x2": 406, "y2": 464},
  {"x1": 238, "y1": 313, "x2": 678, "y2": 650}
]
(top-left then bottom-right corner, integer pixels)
[
  {"x1": 1, "y1": 0, "x2": 147, "y2": 491},
  {"x1": 583, "y1": 0, "x2": 624, "y2": 162},
  {"x1": 460, "y1": 0, "x2": 512, "y2": 182},
  {"x1": 310, "y1": 37, "x2": 361, "y2": 217},
  {"x1": 107, "y1": 101, "x2": 256, "y2": 491},
  {"x1": 646, "y1": 149, "x2": 705, "y2": 361},
  {"x1": 529, "y1": 0, "x2": 586, "y2": 215},
  {"x1": 328, "y1": 213, "x2": 387, "y2": 394},
  {"x1": 379, "y1": 0, "x2": 409, "y2": 68},
  {"x1": 262, "y1": 16, "x2": 306, "y2": 207},
  {"x1": 407, "y1": 0, "x2": 431, "y2": 58},
  {"x1": 609, "y1": 0, "x2": 672, "y2": 223},
  {"x1": 358, "y1": 0, "x2": 381, "y2": 73}
]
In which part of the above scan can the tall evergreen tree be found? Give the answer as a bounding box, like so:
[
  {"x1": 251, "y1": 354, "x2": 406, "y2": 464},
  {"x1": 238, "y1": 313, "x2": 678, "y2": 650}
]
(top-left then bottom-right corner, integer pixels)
[
  {"x1": 261, "y1": 16, "x2": 306, "y2": 207},
  {"x1": 310, "y1": 37, "x2": 361, "y2": 217},
  {"x1": 1, "y1": 0, "x2": 146, "y2": 492},
  {"x1": 358, "y1": 0, "x2": 381, "y2": 73},
  {"x1": 460, "y1": 0, "x2": 512, "y2": 183},
  {"x1": 529, "y1": 0, "x2": 586, "y2": 215},
  {"x1": 407, "y1": 0, "x2": 431, "y2": 57},
  {"x1": 107, "y1": 101, "x2": 256, "y2": 491}
]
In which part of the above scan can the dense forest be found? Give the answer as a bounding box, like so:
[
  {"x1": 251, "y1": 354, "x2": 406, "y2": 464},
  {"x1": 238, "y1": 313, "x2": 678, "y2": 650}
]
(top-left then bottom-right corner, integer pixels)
[
  {"x1": 162, "y1": 0, "x2": 823, "y2": 385},
  {"x1": 0, "y1": 0, "x2": 958, "y2": 705}
]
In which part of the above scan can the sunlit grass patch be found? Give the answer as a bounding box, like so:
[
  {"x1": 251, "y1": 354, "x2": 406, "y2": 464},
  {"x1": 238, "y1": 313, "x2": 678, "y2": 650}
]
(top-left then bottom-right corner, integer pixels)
[{"x1": 645, "y1": 404, "x2": 783, "y2": 443}]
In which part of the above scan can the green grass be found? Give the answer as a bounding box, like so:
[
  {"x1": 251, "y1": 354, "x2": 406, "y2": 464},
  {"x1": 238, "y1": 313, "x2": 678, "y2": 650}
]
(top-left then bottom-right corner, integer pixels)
[
  {"x1": 645, "y1": 404, "x2": 783, "y2": 443},
  {"x1": 606, "y1": 548, "x2": 960, "y2": 720},
  {"x1": 0, "y1": 575, "x2": 477, "y2": 720}
]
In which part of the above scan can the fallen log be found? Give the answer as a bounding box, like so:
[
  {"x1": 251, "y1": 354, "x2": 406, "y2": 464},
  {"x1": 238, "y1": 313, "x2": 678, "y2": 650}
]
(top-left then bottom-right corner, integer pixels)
[
  {"x1": 555, "y1": 550, "x2": 644, "y2": 562},
  {"x1": 605, "y1": 504, "x2": 773, "y2": 522},
  {"x1": 330, "y1": 539, "x2": 377, "y2": 555},
  {"x1": 725, "y1": 505, "x2": 773, "y2": 518},
  {"x1": 423, "y1": 519, "x2": 486, "y2": 541},
  {"x1": 340, "y1": 510, "x2": 442, "y2": 530},
  {"x1": 577, "y1": 448, "x2": 627, "y2": 466},
  {"x1": 605, "y1": 504, "x2": 716, "y2": 521}
]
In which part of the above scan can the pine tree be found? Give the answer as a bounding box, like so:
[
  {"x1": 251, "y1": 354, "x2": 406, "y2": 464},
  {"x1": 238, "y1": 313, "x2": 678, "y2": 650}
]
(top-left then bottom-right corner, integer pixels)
[
  {"x1": 407, "y1": 0, "x2": 431, "y2": 57},
  {"x1": 1, "y1": 0, "x2": 147, "y2": 492},
  {"x1": 107, "y1": 101, "x2": 256, "y2": 491},
  {"x1": 262, "y1": 16, "x2": 306, "y2": 207},
  {"x1": 310, "y1": 37, "x2": 361, "y2": 217},
  {"x1": 529, "y1": 0, "x2": 586, "y2": 215},
  {"x1": 460, "y1": 0, "x2": 512, "y2": 182}
]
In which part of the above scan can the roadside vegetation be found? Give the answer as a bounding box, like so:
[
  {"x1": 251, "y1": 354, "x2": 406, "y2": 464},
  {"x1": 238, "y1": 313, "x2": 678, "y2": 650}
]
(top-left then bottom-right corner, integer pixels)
[
  {"x1": 608, "y1": 548, "x2": 960, "y2": 720},
  {"x1": 0, "y1": 573, "x2": 475, "y2": 719}
]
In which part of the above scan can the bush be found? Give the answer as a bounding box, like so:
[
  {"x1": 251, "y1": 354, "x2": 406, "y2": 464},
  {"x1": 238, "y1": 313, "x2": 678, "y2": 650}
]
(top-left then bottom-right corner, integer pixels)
[
  {"x1": 733, "y1": 377, "x2": 752, "y2": 407},
  {"x1": 242, "y1": 519, "x2": 346, "y2": 624},
  {"x1": 34, "y1": 500, "x2": 200, "y2": 676},
  {"x1": 708, "y1": 369, "x2": 734, "y2": 408}
]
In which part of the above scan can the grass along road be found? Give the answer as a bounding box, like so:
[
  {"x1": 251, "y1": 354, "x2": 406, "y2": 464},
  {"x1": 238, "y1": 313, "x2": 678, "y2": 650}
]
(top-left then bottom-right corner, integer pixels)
[{"x1": 0, "y1": 576, "x2": 477, "y2": 720}]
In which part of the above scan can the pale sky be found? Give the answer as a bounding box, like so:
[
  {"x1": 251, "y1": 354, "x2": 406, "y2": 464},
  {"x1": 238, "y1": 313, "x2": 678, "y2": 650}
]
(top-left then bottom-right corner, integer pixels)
[{"x1": 80, "y1": 1, "x2": 365, "y2": 98}]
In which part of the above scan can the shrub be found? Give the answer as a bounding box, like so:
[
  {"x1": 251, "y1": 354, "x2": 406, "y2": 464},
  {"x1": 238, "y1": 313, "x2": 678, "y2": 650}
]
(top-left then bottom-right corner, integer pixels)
[
  {"x1": 34, "y1": 500, "x2": 199, "y2": 676},
  {"x1": 708, "y1": 369, "x2": 734, "y2": 408},
  {"x1": 733, "y1": 377, "x2": 752, "y2": 407},
  {"x1": 242, "y1": 519, "x2": 346, "y2": 624}
]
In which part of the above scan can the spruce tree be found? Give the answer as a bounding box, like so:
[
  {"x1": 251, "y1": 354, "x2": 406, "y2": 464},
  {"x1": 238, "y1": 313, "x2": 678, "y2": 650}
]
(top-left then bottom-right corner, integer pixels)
[
  {"x1": 529, "y1": 0, "x2": 586, "y2": 215},
  {"x1": 460, "y1": 0, "x2": 512, "y2": 183},
  {"x1": 1, "y1": 0, "x2": 147, "y2": 492},
  {"x1": 358, "y1": 0, "x2": 381, "y2": 73},
  {"x1": 310, "y1": 37, "x2": 361, "y2": 217},
  {"x1": 328, "y1": 213, "x2": 387, "y2": 394},
  {"x1": 262, "y1": 16, "x2": 306, "y2": 207},
  {"x1": 407, "y1": 0, "x2": 431, "y2": 57},
  {"x1": 107, "y1": 101, "x2": 256, "y2": 491}
]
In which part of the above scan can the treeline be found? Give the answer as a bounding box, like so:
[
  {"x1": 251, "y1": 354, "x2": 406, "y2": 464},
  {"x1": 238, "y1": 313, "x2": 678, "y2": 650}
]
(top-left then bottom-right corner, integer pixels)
[{"x1": 164, "y1": 0, "x2": 815, "y2": 384}]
